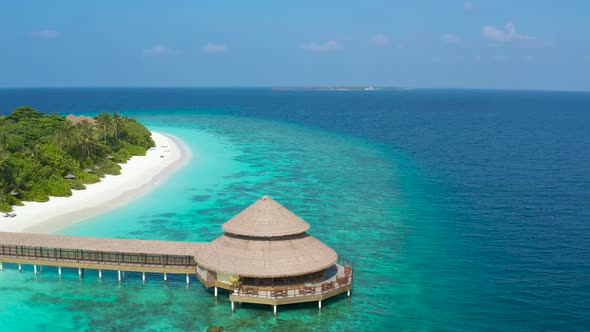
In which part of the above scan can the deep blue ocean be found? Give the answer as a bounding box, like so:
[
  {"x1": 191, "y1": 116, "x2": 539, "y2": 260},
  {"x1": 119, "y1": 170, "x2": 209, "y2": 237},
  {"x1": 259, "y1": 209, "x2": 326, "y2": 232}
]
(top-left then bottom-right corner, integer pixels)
[{"x1": 0, "y1": 88, "x2": 589, "y2": 331}]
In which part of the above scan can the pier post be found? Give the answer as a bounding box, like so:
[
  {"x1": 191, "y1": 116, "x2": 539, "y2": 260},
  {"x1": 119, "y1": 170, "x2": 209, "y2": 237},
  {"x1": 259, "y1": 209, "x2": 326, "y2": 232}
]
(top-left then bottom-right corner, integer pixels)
[
  {"x1": 142, "y1": 272, "x2": 146, "y2": 283},
  {"x1": 78, "y1": 268, "x2": 83, "y2": 278},
  {"x1": 214, "y1": 286, "x2": 218, "y2": 297},
  {"x1": 34, "y1": 264, "x2": 37, "y2": 275},
  {"x1": 118, "y1": 270, "x2": 122, "y2": 282},
  {"x1": 186, "y1": 274, "x2": 190, "y2": 285},
  {"x1": 98, "y1": 269, "x2": 102, "y2": 279},
  {"x1": 318, "y1": 300, "x2": 322, "y2": 310},
  {"x1": 164, "y1": 273, "x2": 167, "y2": 283},
  {"x1": 273, "y1": 305, "x2": 277, "y2": 316},
  {"x1": 18, "y1": 263, "x2": 22, "y2": 272},
  {"x1": 231, "y1": 301, "x2": 235, "y2": 312},
  {"x1": 58, "y1": 266, "x2": 62, "y2": 277},
  {"x1": 347, "y1": 289, "x2": 351, "y2": 297},
  {"x1": 0, "y1": 262, "x2": 3, "y2": 271}
]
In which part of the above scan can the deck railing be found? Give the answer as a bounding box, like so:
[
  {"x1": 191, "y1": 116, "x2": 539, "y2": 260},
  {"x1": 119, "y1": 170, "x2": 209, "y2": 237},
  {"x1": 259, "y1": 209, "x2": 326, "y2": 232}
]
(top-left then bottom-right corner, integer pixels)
[
  {"x1": 0, "y1": 244, "x2": 195, "y2": 268},
  {"x1": 233, "y1": 256, "x2": 353, "y2": 300}
]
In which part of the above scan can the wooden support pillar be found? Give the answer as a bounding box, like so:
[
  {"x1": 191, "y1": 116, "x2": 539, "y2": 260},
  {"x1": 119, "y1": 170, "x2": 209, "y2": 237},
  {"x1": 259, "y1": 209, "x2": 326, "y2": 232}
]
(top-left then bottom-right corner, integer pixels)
[
  {"x1": 318, "y1": 300, "x2": 322, "y2": 310},
  {"x1": 98, "y1": 269, "x2": 102, "y2": 279},
  {"x1": 18, "y1": 263, "x2": 22, "y2": 272},
  {"x1": 58, "y1": 266, "x2": 62, "y2": 277},
  {"x1": 164, "y1": 273, "x2": 167, "y2": 283},
  {"x1": 0, "y1": 262, "x2": 3, "y2": 271},
  {"x1": 214, "y1": 286, "x2": 218, "y2": 297},
  {"x1": 231, "y1": 301, "x2": 235, "y2": 312},
  {"x1": 118, "y1": 270, "x2": 122, "y2": 282},
  {"x1": 78, "y1": 268, "x2": 83, "y2": 278},
  {"x1": 347, "y1": 289, "x2": 351, "y2": 297},
  {"x1": 34, "y1": 264, "x2": 37, "y2": 275},
  {"x1": 142, "y1": 272, "x2": 146, "y2": 283},
  {"x1": 186, "y1": 274, "x2": 190, "y2": 285},
  {"x1": 273, "y1": 305, "x2": 277, "y2": 316}
]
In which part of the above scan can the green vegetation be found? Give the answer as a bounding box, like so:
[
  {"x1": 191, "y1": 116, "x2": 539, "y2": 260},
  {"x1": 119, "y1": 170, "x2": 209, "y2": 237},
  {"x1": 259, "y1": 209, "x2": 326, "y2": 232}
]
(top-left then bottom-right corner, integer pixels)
[{"x1": 0, "y1": 106, "x2": 154, "y2": 212}]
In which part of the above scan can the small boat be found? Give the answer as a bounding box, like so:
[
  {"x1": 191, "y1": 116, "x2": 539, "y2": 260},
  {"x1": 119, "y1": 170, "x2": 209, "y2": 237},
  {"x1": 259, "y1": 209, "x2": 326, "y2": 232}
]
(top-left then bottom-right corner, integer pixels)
[
  {"x1": 3, "y1": 213, "x2": 10, "y2": 218},
  {"x1": 8, "y1": 213, "x2": 16, "y2": 218}
]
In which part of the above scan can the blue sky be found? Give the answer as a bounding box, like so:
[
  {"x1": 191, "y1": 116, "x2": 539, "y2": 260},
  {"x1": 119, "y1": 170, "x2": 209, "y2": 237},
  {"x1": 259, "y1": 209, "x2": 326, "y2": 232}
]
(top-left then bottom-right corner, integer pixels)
[{"x1": 1, "y1": 1, "x2": 589, "y2": 90}]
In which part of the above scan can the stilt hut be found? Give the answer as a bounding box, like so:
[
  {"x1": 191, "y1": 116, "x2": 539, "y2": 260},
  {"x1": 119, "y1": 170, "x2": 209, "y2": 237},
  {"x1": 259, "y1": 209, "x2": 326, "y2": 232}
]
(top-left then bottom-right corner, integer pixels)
[{"x1": 195, "y1": 195, "x2": 353, "y2": 312}]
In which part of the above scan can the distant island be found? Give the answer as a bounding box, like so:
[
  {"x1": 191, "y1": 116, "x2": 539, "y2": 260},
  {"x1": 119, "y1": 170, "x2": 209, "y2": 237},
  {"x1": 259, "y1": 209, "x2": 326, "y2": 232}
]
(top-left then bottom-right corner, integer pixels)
[
  {"x1": 272, "y1": 87, "x2": 408, "y2": 91},
  {"x1": 0, "y1": 106, "x2": 154, "y2": 212}
]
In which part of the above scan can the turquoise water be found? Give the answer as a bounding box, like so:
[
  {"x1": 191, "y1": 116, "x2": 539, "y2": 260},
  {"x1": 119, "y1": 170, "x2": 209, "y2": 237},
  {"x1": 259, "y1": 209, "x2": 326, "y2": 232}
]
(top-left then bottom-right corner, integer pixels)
[
  {"x1": 3, "y1": 115, "x2": 409, "y2": 331},
  {"x1": 0, "y1": 88, "x2": 589, "y2": 331}
]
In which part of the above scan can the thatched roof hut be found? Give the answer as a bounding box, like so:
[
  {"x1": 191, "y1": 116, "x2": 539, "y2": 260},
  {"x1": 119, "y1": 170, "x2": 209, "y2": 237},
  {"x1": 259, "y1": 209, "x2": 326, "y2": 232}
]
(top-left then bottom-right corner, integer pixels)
[
  {"x1": 65, "y1": 114, "x2": 96, "y2": 125},
  {"x1": 195, "y1": 195, "x2": 337, "y2": 278}
]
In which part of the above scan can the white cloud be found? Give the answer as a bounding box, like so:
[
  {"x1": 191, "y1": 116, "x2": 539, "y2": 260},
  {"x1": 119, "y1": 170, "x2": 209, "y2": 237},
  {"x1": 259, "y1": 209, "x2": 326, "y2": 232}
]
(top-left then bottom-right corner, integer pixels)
[
  {"x1": 441, "y1": 33, "x2": 460, "y2": 44},
  {"x1": 370, "y1": 34, "x2": 389, "y2": 46},
  {"x1": 143, "y1": 44, "x2": 176, "y2": 57},
  {"x1": 30, "y1": 29, "x2": 58, "y2": 38},
  {"x1": 482, "y1": 23, "x2": 534, "y2": 43},
  {"x1": 464, "y1": 1, "x2": 474, "y2": 12},
  {"x1": 202, "y1": 43, "x2": 228, "y2": 54},
  {"x1": 300, "y1": 40, "x2": 341, "y2": 52}
]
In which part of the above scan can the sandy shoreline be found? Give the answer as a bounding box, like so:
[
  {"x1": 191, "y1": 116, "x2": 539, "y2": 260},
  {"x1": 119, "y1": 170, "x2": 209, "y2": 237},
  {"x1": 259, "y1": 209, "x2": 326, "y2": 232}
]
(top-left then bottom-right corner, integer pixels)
[{"x1": 0, "y1": 131, "x2": 191, "y2": 233}]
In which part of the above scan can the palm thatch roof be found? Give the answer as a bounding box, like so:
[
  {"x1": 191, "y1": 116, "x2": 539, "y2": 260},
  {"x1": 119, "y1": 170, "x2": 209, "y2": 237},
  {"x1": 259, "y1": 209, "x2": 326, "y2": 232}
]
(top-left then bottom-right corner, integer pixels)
[
  {"x1": 65, "y1": 114, "x2": 96, "y2": 125},
  {"x1": 194, "y1": 233, "x2": 337, "y2": 278},
  {"x1": 195, "y1": 195, "x2": 337, "y2": 278},
  {"x1": 0, "y1": 232, "x2": 205, "y2": 256},
  {"x1": 222, "y1": 195, "x2": 310, "y2": 237}
]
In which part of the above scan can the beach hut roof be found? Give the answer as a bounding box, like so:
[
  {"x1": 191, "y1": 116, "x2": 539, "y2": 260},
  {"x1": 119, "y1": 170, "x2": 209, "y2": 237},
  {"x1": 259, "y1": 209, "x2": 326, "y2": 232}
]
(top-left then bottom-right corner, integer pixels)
[
  {"x1": 84, "y1": 168, "x2": 93, "y2": 173},
  {"x1": 64, "y1": 173, "x2": 76, "y2": 179},
  {"x1": 195, "y1": 196, "x2": 336, "y2": 278},
  {"x1": 65, "y1": 114, "x2": 96, "y2": 125},
  {"x1": 106, "y1": 155, "x2": 114, "y2": 159},
  {"x1": 194, "y1": 233, "x2": 337, "y2": 278},
  {"x1": 221, "y1": 195, "x2": 310, "y2": 237}
]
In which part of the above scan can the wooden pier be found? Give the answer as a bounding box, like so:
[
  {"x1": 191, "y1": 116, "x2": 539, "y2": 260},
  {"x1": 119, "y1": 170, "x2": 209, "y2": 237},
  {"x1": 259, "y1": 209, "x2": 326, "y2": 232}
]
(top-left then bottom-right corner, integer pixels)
[{"x1": 0, "y1": 232, "x2": 205, "y2": 281}]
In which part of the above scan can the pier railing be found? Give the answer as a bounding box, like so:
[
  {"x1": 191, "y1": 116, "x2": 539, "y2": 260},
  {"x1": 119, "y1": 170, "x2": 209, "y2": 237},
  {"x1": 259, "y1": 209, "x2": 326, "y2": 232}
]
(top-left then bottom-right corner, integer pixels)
[
  {"x1": 233, "y1": 257, "x2": 353, "y2": 300},
  {"x1": 0, "y1": 245, "x2": 195, "y2": 268}
]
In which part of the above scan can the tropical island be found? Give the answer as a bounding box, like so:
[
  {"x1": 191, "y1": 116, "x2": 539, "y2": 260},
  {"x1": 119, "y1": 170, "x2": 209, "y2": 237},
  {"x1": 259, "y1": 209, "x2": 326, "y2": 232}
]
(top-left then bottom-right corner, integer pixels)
[{"x1": 0, "y1": 106, "x2": 154, "y2": 212}]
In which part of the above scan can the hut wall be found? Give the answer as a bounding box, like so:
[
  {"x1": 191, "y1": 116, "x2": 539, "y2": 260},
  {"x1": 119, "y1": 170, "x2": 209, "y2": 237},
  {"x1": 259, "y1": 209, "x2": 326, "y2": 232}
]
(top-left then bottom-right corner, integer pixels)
[
  {"x1": 217, "y1": 272, "x2": 231, "y2": 284},
  {"x1": 197, "y1": 265, "x2": 208, "y2": 282}
]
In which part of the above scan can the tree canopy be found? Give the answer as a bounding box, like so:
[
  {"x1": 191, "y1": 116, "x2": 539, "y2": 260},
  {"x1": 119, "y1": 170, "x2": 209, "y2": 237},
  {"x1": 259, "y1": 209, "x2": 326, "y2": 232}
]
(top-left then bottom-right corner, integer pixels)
[{"x1": 0, "y1": 106, "x2": 154, "y2": 212}]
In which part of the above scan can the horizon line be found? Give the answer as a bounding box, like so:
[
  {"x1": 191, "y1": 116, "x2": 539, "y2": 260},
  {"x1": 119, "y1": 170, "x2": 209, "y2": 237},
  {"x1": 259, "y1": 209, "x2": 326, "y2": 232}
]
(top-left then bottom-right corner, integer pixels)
[{"x1": 0, "y1": 86, "x2": 589, "y2": 93}]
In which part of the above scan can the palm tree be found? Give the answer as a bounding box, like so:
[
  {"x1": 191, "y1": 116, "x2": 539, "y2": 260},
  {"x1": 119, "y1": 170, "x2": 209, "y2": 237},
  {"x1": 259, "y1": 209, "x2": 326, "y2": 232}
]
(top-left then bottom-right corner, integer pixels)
[
  {"x1": 95, "y1": 113, "x2": 113, "y2": 144},
  {"x1": 113, "y1": 112, "x2": 126, "y2": 140},
  {"x1": 76, "y1": 120, "x2": 98, "y2": 157},
  {"x1": 55, "y1": 122, "x2": 77, "y2": 150}
]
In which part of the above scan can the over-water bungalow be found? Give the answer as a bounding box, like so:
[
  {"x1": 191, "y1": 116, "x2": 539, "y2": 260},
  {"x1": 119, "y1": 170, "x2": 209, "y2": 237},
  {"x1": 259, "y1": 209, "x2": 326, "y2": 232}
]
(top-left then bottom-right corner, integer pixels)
[{"x1": 195, "y1": 195, "x2": 353, "y2": 314}]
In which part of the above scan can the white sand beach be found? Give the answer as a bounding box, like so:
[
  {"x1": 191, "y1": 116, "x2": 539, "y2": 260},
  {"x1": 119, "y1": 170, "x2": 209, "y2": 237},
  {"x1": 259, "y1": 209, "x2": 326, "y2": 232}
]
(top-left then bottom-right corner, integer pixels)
[{"x1": 0, "y1": 131, "x2": 190, "y2": 233}]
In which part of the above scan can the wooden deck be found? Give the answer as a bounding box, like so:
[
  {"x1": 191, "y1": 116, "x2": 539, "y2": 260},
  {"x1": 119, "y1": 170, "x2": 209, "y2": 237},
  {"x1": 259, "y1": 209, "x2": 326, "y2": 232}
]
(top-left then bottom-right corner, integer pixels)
[{"x1": 229, "y1": 261, "x2": 353, "y2": 306}]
